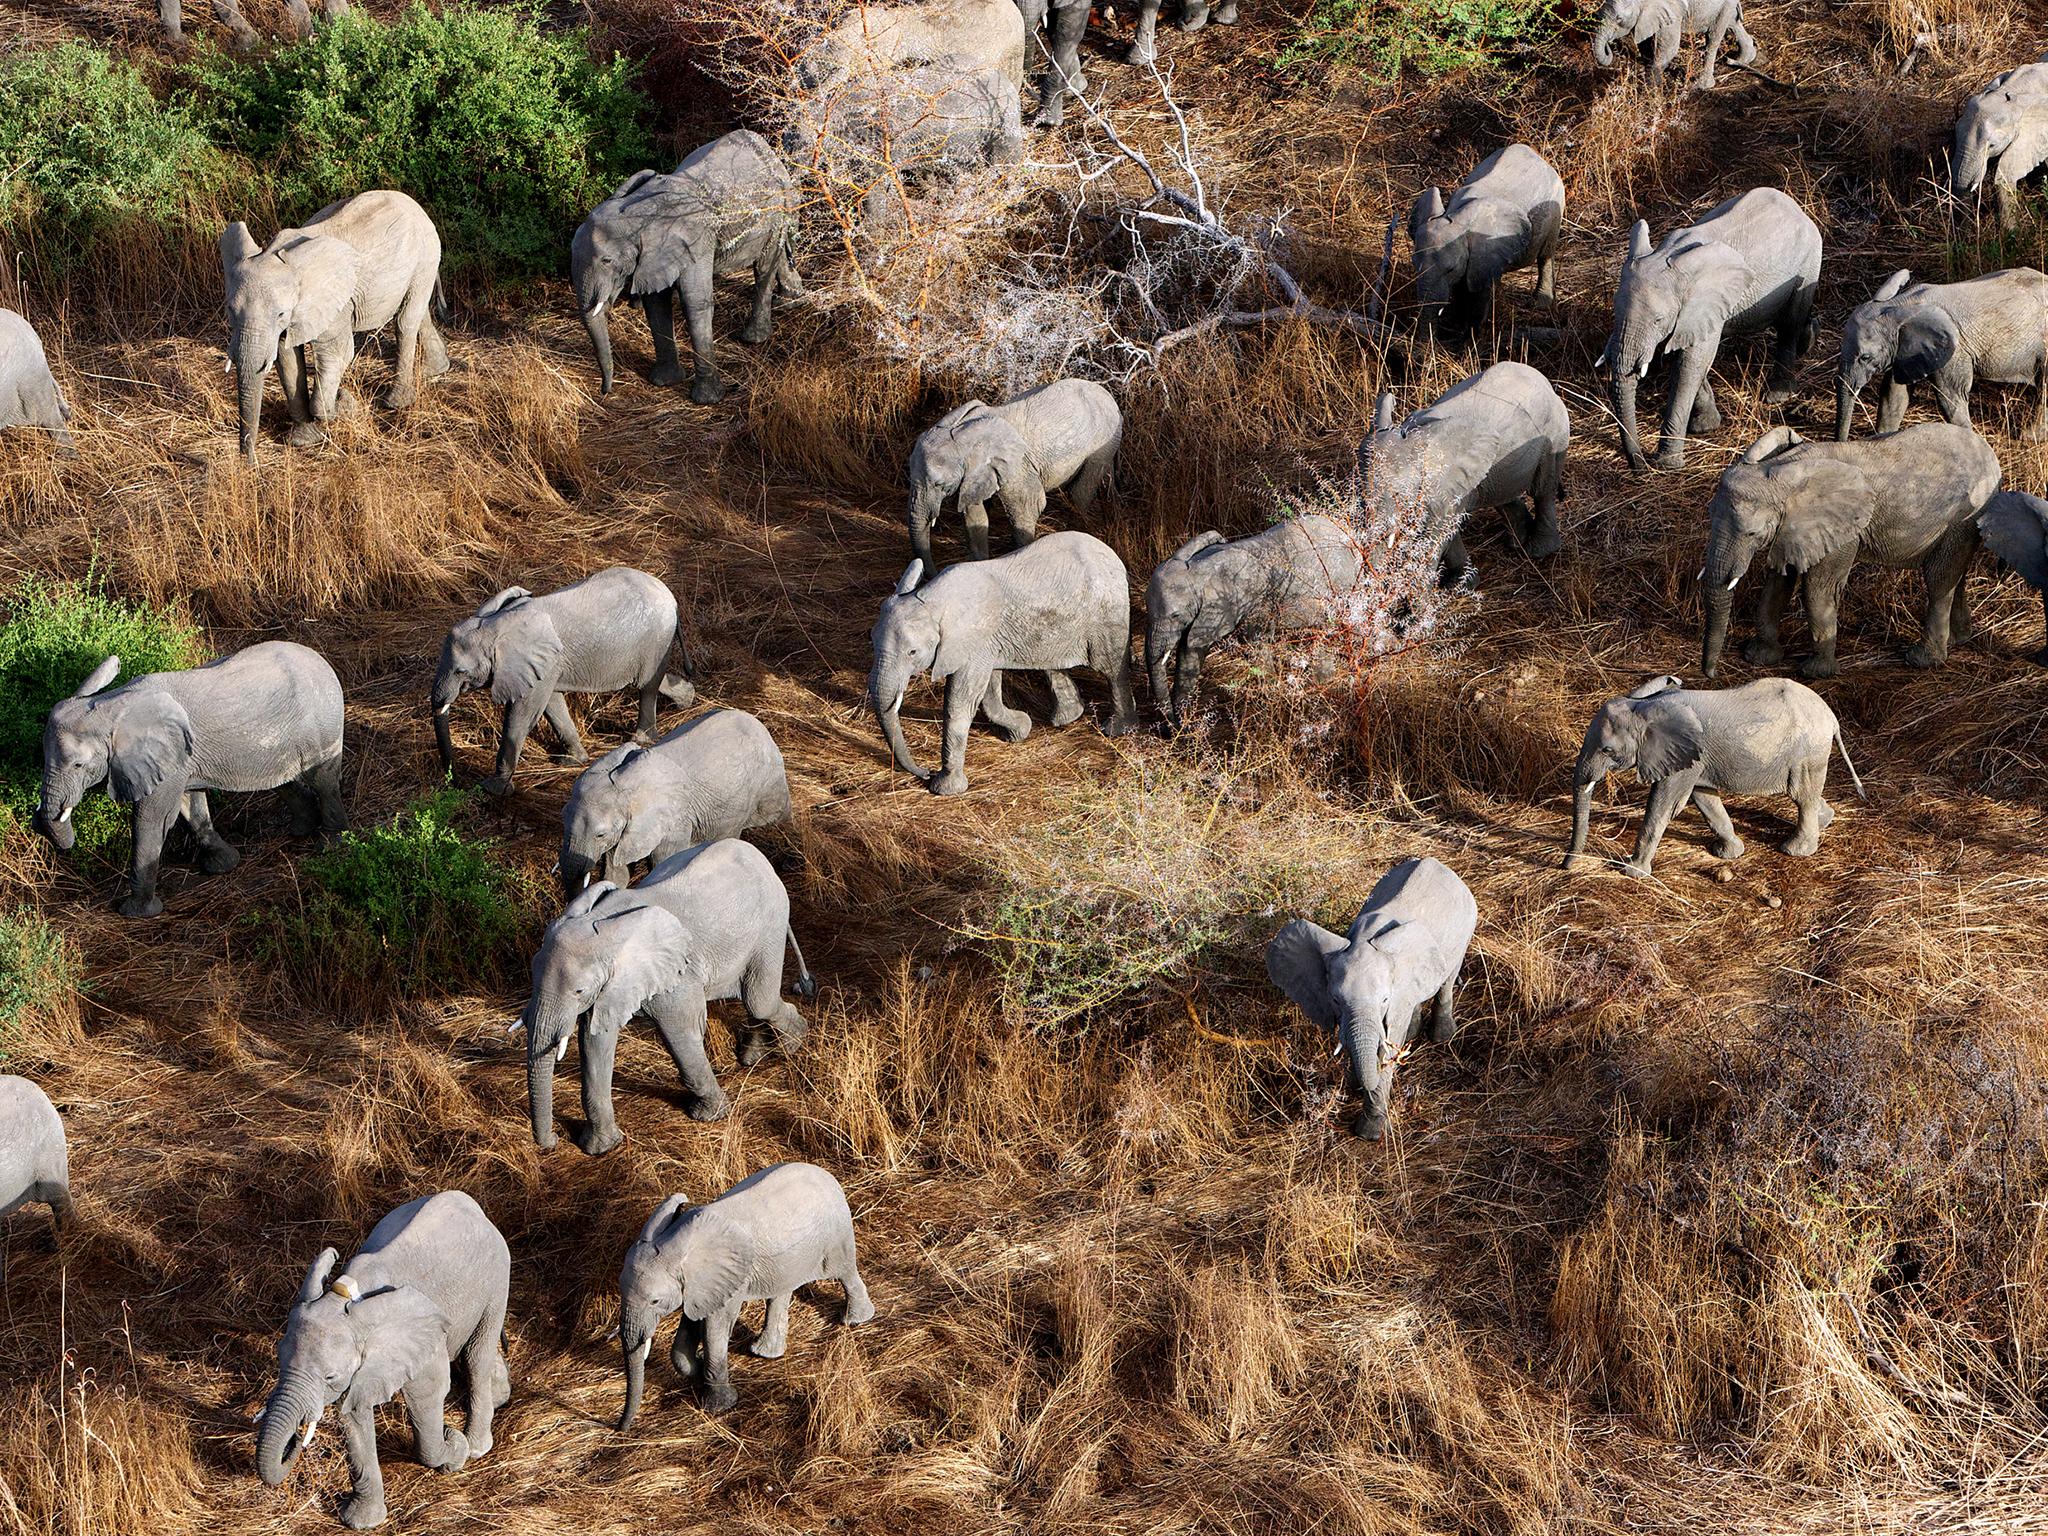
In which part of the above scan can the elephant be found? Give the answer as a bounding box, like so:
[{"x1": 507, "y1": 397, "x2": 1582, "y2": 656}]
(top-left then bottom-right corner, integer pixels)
[
  {"x1": 558, "y1": 708, "x2": 793, "y2": 897},
  {"x1": 906, "y1": 378, "x2": 1122, "y2": 571},
  {"x1": 221, "y1": 190, "x2": 448, "y2": 460},
  {"x1": 432, "y1": 567, "x2": 696, "y2": 797},
  {"x1": 1129, "y1": 0, "x2": 1237, "y2": 69},
  {"x1": 1563, "y1": 674, "x2": 1862, "y2": 878},
  {"x1": 869, "y1": 531, "x2": 1139, "y2": 796},
  {"x1": 1602, "y1": 188, "x2": 1820, "y2": 472},
  {"x1": 1408, "y1": 145, "x2": 1564, "y2": 335},
  {"x1": 1019, "y1": 0, "x2": 1235, "y2": 126},
  {"x1": 1359, "y1": 361, "x2": 1571, "y2": 585},
  {"x1": 617, "y1": 1162, "x2": 874, "y2": 1425},
  {"x1": 1951, "y1": 55, "x2": 2048, "y2": 230},
  {"x1": 1835, "y1": 268, "x2": 2048, "y2": 442},
  {"x1": 1591, "y1": 0, "x2": 1756, "y2": 89},
  {"x1": 254, "y1": 1191, "x2": 510, "y2": 1531},
  {"x1": 1265, "y1": 856, "x2": 1476, "y2": 1141},
  {"x1": 802, "y1": 0, "x2": 1027, "y2": 89},
  {"x1": 160, "y1": 0, "x2": 344, "y2": 49},
  {"x1": 1145, "y1": 515, "x2": 1364, "y2": 722},
  {"x1": 35, "y1": 644, "x2": 346, "y2": 919},
  {"x1": 0, "y1": 1076, "x2": 71, "y2": 1279},
  {"x1": 515, "y1": 840, "x2": 816, "y2": 1156},
  {"x1": 0, "y1": 310, "x2": 73, "y2": 454},
  {"x1": 573, "y1": 132, "x2": 802, "y2": 406},
  {"x1": 1700, "y1": 423, "x2": 2000, "y2": 679},
  {"x1": 1976, "y1": 488, "x2": 2048, "y2": 663}
]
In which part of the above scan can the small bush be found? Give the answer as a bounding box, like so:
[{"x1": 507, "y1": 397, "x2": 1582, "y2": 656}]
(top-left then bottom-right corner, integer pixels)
[
  {"x1": 196, "y1": 4, "x2": 654, "y2": 277},
  {"x1": 1276, "y1": 0, "x2": 1563, "y2": 80},
  {"x1": 0, "y1": 907, "x2": 80, "y2": 1060},
  {"x1": 0, "y1": 575, "x2": 204, "y2": 853},
  {"x1": 272, "y1": 787, "x2": 532, "y2": 996}
]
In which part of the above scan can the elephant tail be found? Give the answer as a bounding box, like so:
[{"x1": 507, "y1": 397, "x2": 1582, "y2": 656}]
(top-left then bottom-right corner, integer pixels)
[
  {"x1": 432, "y1": 277, "x2": 450, "y2": 322},
  {"x1": 672, "y1": 618, "x2": 698, "y2": 681},
  {"x1": 787, "y1": 925, "x2": 817, "y2": 1001},
  {"x1": 1834, "y1": 730, "x2": 1867, "y2": 800},
  {"x1": 776, "y1": 226, "x2": 805, "y2": 299}
]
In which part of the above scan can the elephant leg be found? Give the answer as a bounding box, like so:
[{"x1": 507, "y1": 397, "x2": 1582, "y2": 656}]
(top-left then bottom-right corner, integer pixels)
[
  {"x1": 338, "y1": 1403, "x2": 387, "y2": 1530},
  {"x1": 699, "y1": 1314, "x2": 739, "y2": 1414},
  {"x1": 462, "y1": 1305, "x2": 507, "y2": 1458},
  {"x1": 403, "y1": 1355, "x2": 467, "y2": 1472},
  {"x1": 1099, "y1": 644, "x2": 1139, "y2": 737},
  {"x1": 1527, "y1": 449, "x2": 1564, "y2": 559},
  {"x1": 573, "y1": 1023, "x2": 626, "y2": 1155},
  {"x1": 740, "y1": 956, "x2": 808, "y2": 1061},
  {"x1": 647, "y1": 991, "x2": 729, "y2": 1120},
  {"x1": 931, "y1": 669, "x2": 987, "y2": 796},
  {"x1": 1694, "y1": 21, "x2": 1727, "y2": 88},
  {"x1": 1651, "y1": 26, "x2": 1681, "y2": 75},
  {"x1": 1782, "y1": 759, "x2": 1830, "y2": 856},
  {"x1": 180, "y1": 790, "x2": 240, "y2": 874},
  {"x1": 962, "y1": 500, "x2": 993, "y2": 561},
  {"x1": 211, "y1": 0, "x2": 260, "y2": 47},
  {"x1": 1429, "y1": 973, "x2": 1456, "y2": 1043},
  {"x1": 1046, "y1": 670, "x2": 1083, "y2": 728},
  {"x1": 1180, "y1": 0, "x2": 1211, "y2": 29},
  {"x1": 384, "y1": 296, "x2": 429, "y2": 410},
  {"x1": 542, "y1": 693, "x2": 586, "y2": 764},
  {"x1": 1068, "y1": 453, "x2": 1113, "y2": 519},
  {"x1": 290, "y1": 334, "x2": 352, "y2": 447},
  {"x1": 306, "y1": 754, "x2": 347, "y2": 834},
  {"x1": 1743, "y1": 567, "x2": 1794, "y2": 665},
  {"x1": 981, "y1": 671, "x2": 1033, "y2": 743},
  {"x1": 1437, "y1": 531, "x2": 1475, "y2": 588},
  {"x1": 1933, "y1": 366, "x2": 1974, "y2": 431},
  {"x1": 159, "y1": 0, "x2": 184, "y2": 43},
  {"x1": 644, "y1": 289, "x2": 684, "y2": 387},
  {"x1": 1993, "y1": 177, "x2": 2022, "y2": 232},
  {"x1": 1658, "y1": 348, "x2": 1711, "y2": 468},
  {"x1": 836, "y1": 1244, "x2": 876, "y2": 1325},
  {"x1": 29, "y1": 1179, "x2": 72, "y2": 1232},
  {"x1": 754, "y1": 1294, "x2": 792, "y2": 1359},
  {"x1": 741, "y1": 261, "x2": 776, "y2": 345},
  {"x1": 1625, "y1": 772, "x2": 1696, "y2": 877},
  {"x1": 1876, "y1": 376, "x2": 1910, "y2": 435},
  {"x1": 1129, "y1": 0, "x2": 1161, "y2": 66},
  {"x1": 1170, "y1": 638, "x2": 1205, "y2": 722},
  {"x1": 283, "y1": 0, "x2": 312, "y2": 35},
  {"x1": 1800, "y1": 555, "x2": 1854, "y2": 678},
  {"x1": 1689, "y1": 374, "x2": 1721, "y2": 433},
  {"x1": 1691, "y1": 788, "x2": 1745, "y2": 860},
  {"x1": 1031, "y1": 0, "x2": 1089, "y2": 126},
  {"x1": 121, "y1": 791, "x2": 180, "y2": 918},
  {"x1": 482, "y1": 691, "x2": 549, "y2": 795},
  {"x1": 419, "y1": 310, "x2": 452, "y2": 381},
  {"x1": 1907, "y1": 527, "x2": 1977, "y2": 667},
  {"x1": 671, "y1": 1312, "x2": 706, "y2": 1379},
  {"x1": 678, "y1": 268, "x2": 724, "y2": 405},
  {"x1": 277, "y1": 342, "x2": 311, "y2": 426},
  {"x1": 1951, "y1": 574, "x2": 1976, "y2": 645},
  {"x1": 1768, "y1": 286, "x2": 1817, "y2": 399}
]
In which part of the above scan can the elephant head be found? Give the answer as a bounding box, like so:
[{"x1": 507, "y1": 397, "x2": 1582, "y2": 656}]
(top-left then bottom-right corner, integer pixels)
[
  {"x1": 220, "y1": 223, "x2": 359, "y2": 460},
  {"x1": 868, "y1": 562, "x2": 951, "y2": 780},
  {"x1": 617, "y1": 1195, "x2": 755, "y2": 1430},
  {"x1": 36, "y1": 655, "x2": 192, "y2": 849},
  {"x1": 514, "y1": 884, "x2": 691, "y2": 1149},
  {"x1": 1358, "y1": 390, "x2": 1441, "y2": 523},
  {"x1": 1700, "y1": 428, "x2": 1875, "y2": 676},
  {"x1": 1834, "y1": 271, "x2": 1957, "y2": 439},
  {"x1": 1950, "y1": 74, "x2": 2042, "y2": 198},
  {"x1": 1267, "y1": 915, "x2": 1440, "y2": 1140},
  {"x1": 1602, "y1": 221, "x2": 1748, "y2": 471},
  {"x1": 1591, "y1": 0, "x2": 1649, "y2": 66},
  {"x1": 256, "y1": 1250, "x2": 458, "y2": 1486},
  {"x1": 1144, "y1": 530, "x2": 1227, "y2": 715},
  {"x1": 905, "y1": 404, "x2": 1042, "y2": 571},
  {"x1": 431, "y1": 588, "x2": 558, "y2": 771},
  {"x1": 1562, "y1": 690, "x2": 1706, "y2": 866},
  {"x1": 571, "y1": 171, "x2": 687, "y2": 396},
  {"x1": 1408, "y1": 187, "x2": 1517, "y2": 331},
  {"x1": 558, "y1": 747, "x2": 657, "y2": 895}
]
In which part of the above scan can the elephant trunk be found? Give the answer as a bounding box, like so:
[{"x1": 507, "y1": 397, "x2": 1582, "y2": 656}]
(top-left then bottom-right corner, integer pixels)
[
  {"x1": 35, "y1": 770, "x2": 79, "y2": 852},
  {"x1": 1951, "y1": 121, "x2": 1992, "y2": 195},
  {"x1": 234, "y1": 358, "x2": 266, "y2": 462},
  {"x1": 1145, "y1": 617, "x2": 1183, "y2": 718},
  {"x1": 618, "y1": 1327, "x2": 651, "y2": 1431},
  {"x1": 583, "y1": 306, "x2": 616, "y2": 397},
  {"x1": 1834, "y1": 376, "x2": 1858, "y2": 442},
  {"x1": 526, "y1": 1000, "x2": 569, "y2": 1149},
  {"x1": 255, "y1": 1371, "x2": 321, "y2": 1486},
  {"x1": 1610, "y1": 369, "x2": 1648, "y2": 473},
  {"x1": 431, "y1": 650, "x2": 460, "y2": 773},
  {"x1": 869, "y1": 655, "x2": 925, "y2": 780},
  {"x1": 1338, "y1": 1011, "x2": 1389, "y2": 1140},
  {"x1": 906, "y1": 479, "x2": 943, "y2": 570},
  {"x1": 1563, "y1": 774, "x2": 1596, "y2": 867},
  {"x1": 1591, "y1": 17, "x2": 1621, "y2": 67},
  {"x1": 557, "y1": 845, "x2": 599, "y2": 900},
  {"x1": 1701, "y1": 533, "x2": 1743, "y2": 678}
]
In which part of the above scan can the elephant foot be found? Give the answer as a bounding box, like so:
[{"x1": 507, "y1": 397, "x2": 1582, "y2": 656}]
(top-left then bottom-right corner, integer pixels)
[
  {"x1": 1762, "y1": 383, "x2": 1797, "y2": 406},
  {"x1": 1742, "y1": 639, "x2": 1784, "y2": 666},
  {"x1": 1654, "y1": 445, "x2": 1687, "y2": 471},
  {"x1": 1559, "y1": 851, "x2": 1585, "y2": 871},
  {"x1": 1798, "y1": 655, "x2": 1838, "y2": 680},
  {"x1": 286, "y1": 422, "x2": 327, "y2": 449},
  {"x1": 740, "y1": 321, "x2": 771, "y2": 345},
  {"x1": 478, "y1": 774, "x2": 514, "y2": 797},
  {"x1": 465, "y1": 1427, "x2": 492, "y2": 1460},
  {"x1": 1712, "y1": 837, "x2": 1746, "y2": 860},
  {"x1": 1817, "y1": 802, "x2": 1835, "y2": 833},
  {"x1": 648, "y1": 361, "x2": 685, "y2": 387},
  {"x1": 990, "y1": 713, "x2": 1032, "y2": 744},
  {"x1": 197, "y1": 843, "x2": 242, "y2": 875},
  {"x1": 751, "y1": 1332, "x2": 787, "y2": 1360},
  {"x1": 929, "y1": 771, "x2": 969, "y2": 796},
  {"x1": 341, "y1": 1492, "x2": 389, "y2": 1530},
  {"x1": 659, "y1": 674, "x2": 696, "y2": 707},
  {"x1": 549, "y1": 747, "x2": 589, "y2": 766},
  {"x1": 844, "y1": 1292, "x2": 876, "y2": 1326},
  {"x1": 688, "y1": 1093, "x2": 730, "y2": 1123},
  {"x1": 118, "y1": 892, "x2": 165, "y2": 919},
  {"x1": 1620, "y1": 860, "x2": 1655, "y2": 880},
  {"x1": 382, "y1": 387, "x2": 416, "y2": 411},
  {"x1": 1215, "y1": 3, "x2": 1238, "y2": 20},
  {"x1": 1128, "y1": 43, "x2": 1155, "y2": 66},
  {"x1": 690, "y1": 375, "x2": 727, "y2": 406},
  {"x1": 431, "y1": 1430, "x2": 471, "y2": 1472},
  {"x1": 736, "y1": 1029, "x2": 770, "y2": 1068},
  {"x1": 699, "y1": 1380, "x2": 739, "y2": 1415},
  {"x1": 572, "y1": 1123, "x2": 625, "y2": 1156},
  {"x1": 1351, "y1": 1109, "x2": 1386, "y2": 1142},
  {"x1": 1524, "y1": 530, "x2": 1562, "y2": 560},
  {"x1": 1690, "y1": 404, "x2": 1722, "y2": 433},
  {"x1": 1901, "y1": 644, "x2": 1943, "y2": 669},
  {"x1": 1178, "y1": 12, "x2": 1208, "y2": 31},
  {"x1": 1781, "y1": 835, "x2": 1819, "y2": 857},
  {"x1": 1102, "y1": 711, "x2": 1138, "y2": 738},
  {"x1": 1049, "y1": 699, "x2": 1084, "y2": 729}
]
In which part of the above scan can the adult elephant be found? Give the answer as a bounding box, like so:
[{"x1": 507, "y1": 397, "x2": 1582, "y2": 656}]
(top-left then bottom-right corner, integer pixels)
[
  {"x1": 1834, "y1": 268, "x2": 2048, "y2": 441},
  {"x1": 160, "y1": 0, "x2": 345, "y2": 50},
  {"x1": 1700, "y1": 423, "x2": 2000, "y2": 679},
  {"x1": 803, "y1": 0, "x2": 1026, "y2": 89},
  {"x1": 1951, "y1": 54, "x2": 2048, "y2": 229},
  {"x1": 573, "y1": 132, "x2": 801, "y2": 406},
  {"x1": 1021, "y1": 0, "x2": 1236, "y2": 126},
  {"x1": 221, "y1": 190, "x2": 448, "y2": 460}
]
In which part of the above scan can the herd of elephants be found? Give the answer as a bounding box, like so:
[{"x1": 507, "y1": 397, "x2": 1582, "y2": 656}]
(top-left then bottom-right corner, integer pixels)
[{"x1": 3, "y1": 0, "x2": 2048, "y2": 1525}]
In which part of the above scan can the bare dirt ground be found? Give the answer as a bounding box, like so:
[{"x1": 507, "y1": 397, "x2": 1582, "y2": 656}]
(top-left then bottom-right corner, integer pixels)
[{"x1": 6, "y1": 2, "x2": 2048, "y2": 1533}]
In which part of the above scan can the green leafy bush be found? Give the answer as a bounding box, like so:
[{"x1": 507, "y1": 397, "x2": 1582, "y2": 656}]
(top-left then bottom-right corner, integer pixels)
[
  {"x1": 0, "y1": 575, "x2": 204, "y2": 852},
  {"x1": 0, "y1": 43, "x2": 226, "y2": 264},
  {"x1": 273, "y1": 787, "x2": 532, "y2": 995},
  {"x1": 0, "y1": 906, "x2": 80, "y2": 1060},
  {"x1": 1276, "y1": 0, "x2": 1562, "y2": 80},
  {"x1": 196, "y1": 4, "x2": 653, "y2": 276}
]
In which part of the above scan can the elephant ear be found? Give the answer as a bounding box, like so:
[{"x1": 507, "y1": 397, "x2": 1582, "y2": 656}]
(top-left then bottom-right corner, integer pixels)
[
  {"x1": 1372, "y1": 393, "x2": 1397, "y2": 433},
  {"x1": 1873, "y1": 269, "x2": 1912, "y2": 301},
  {"x1": 1763, "y1": 460, "x2": 1877, "y2": 570},
  {"x1": 596, "y1": 903, "x2": 693, "y2": 1005},
  {"x1": 1666, "y1": 240, "x2": 1749, "y2": 353},
  {"x1": 478, "y1": 586, "x2": 533, "y2": 617},
  {"x1": 295, "y1": 1247, "x2": 340, "y2": 1308},
  {"x1": 615, "y1": 167, "x2": 665, "y2": 200},
  {"x1": 563, "y1": 880, "x2": 619, "y2": 918},
  {"x1": 1977, "y1": 491, "x2": 2048, "y2": 588},
  {"x1": 73, "y1": 655, "x2": 122, "y2": 698},
  {"x1": 1627, "y1": 674, "x2": 1684, "y2": 699},
  {"x1": 108, "y1": 690, "x2": 194, "y2": 804},
  {"x1": 1265, "y1": 918, "x2": 1347, "y2": 1036},
  {"x1": 638, "y1": 1193, "x2": 691, "y2": 1249},
  {"x1": 488, "y1": 607, "x2": 565, "y2": 708},
  {"x1": 1633, "y1": 699, "x2": 1706, "y2": 783},
  {"x1": 1172, "y1": 530, "x2": 1227, "y2": 563},
  {"x1": 1627, "y1": 218, "x2": 1653, "y2": 262},
  {"x1": 1891, "y1": 309, "x2": 1959, "y2": 385},
  {"x1": 342, "y1": 1287, "x2": 451, "y2": 1407},
  {"x1": 2001, "y1": 113, "x2": 2048, "y2": 188},
  {"x1": 628, "y1": 190, "x2": 703, "y2": 297},
  {"x1": 273, "y1": 233, "x2": 359, "y2": 347},
  {"x1": 894, "y1": 561, "x2": 924, "y2": 597},
  {"x1": 1740, "y1": 426, "x2": 1802, "y2": 463},
  {"x1": 1408, "y1": 184, "x2": 1445, "y2": 245},
  {"x1": 219, "y1": 221, "x2": 260, "y2": 273},
  {"x1": 678, "y1": 1210, "x2": 757, "y2": 1322}
]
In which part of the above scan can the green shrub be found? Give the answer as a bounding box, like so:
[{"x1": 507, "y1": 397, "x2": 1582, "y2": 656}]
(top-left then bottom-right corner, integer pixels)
[
  {"x1": 0, "y1": 575, "x2": 204, "y2": 852},
  {"x1": 273, "y1": 787, "x2": 532, "y2": 995},
  {"x1": 1276, "y1": 0, "x2": 1563, "y2": 80},
  {"x1": 196, "y1": 4, "x2": 653, "y2": 276},
  {"x1": 0, "y1": 906, "x2": 80, "y2": 1060},
  {"x1": 0, "y1": 43, "x2": 226, "y2": 265}
]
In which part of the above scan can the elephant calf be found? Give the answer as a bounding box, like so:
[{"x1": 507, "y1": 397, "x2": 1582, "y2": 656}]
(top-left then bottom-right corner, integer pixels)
[
  {"x1": 1267, "y1": 856, "x2": 1476, "y2": 1141},
  {"x1": 1701, "y1": 423, "x2": 2000, "y2": 678},
  {"x1": 0, "y1": 309, "x2": 73, "y2": 454},
  {"x1": 800, "y1": 0, "x2": 1026, "y2": 90},
  {"x1": 870, "y1": 531, "x2": 1139, "y2": 796},
  {"x1": 256, "y1": 1191, "x2": 510, "y2": 1531},
  {"x1": 907, "y1": 377, "x2": 1122, "y2": 570},
  {"x1": 36, "y1": 644, "x2": 346, "y2": 918},
  {"x1": 433, "y1": 567, "x2": 696, "y2": 796},
  {"x1": 1977, "y1": 488, "x2": 2048, "y2": 663},
  {"x1": 1563, "y1": 675, "x2": 1862, "y2": 878},
  {"x1": 1361, "y1": 361, "x2": 1571, "y2": 585},
  {"x1": 617, "y1": 1162, "x2": 873, "y2": 1425},
  {"x1": 1409, "y1": 144, "x2": 1563, "y2": 335},
  {"x1": 559, "y1": 707, "x2": 793, "y2": 896},
  {"x1": 1591, "y1": 0, "x2": 1756, "y2": 89},
  {"x1": 518, "y1": 839, "x2": 815, "y2": 1156},
  {"x1": 1145, "y1": 515, "x2": 1364, "y2": 722},
  {"x1": 1836, "y1": 267, "x2": 2048, "y2": 443},
  {"x1": 0, "y1": 1076, "x2": 71, "y2": 1278},
  {"x1": 1952, "y1": 54, "x2": 2048, "y2": 230}
]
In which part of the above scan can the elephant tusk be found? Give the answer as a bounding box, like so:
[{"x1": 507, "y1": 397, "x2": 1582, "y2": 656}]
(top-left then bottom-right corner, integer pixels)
[
  {"x1": 223, "y1": 357, "x2": 232, "y2": 375},
  {"x1": 581, "y1": 870, "x2": 592, "y2": 890},
  {"x1": 591, "y1": 301, "x2": 606, "y2": 317},
  {"x1": 1725, "y1": 575, "x2": 1741, "y2": 592},
  {"x1": 557, "y1": 1035, "x2": 570, "y2": 1062},
  {"x1": 251, "y1": 1407, "x2": 266, "y2": 1424},
  {"x1": 888, "y1": 685, "x2": 906, "y2": 717},
  {"x1": 638, "y1": 1337, "x2": 653, "y2": 1363},
  {"x1": 549, "y1": 860, "x2": 560, "y2": 875},
  {"x1": 506, "y1": 1018, "x2": 524, "y2": 1034},
  {"x1": 1695, "y1": 567, "x2": 1705, "y2": 583},
  {"x1": 301, "y1": 1408, "x2": 322, "y2": 1448},
  {"x1": 436, "y1": 702, "x2": 451, "y2": 717},
  {"x1": 53, "y1": 807, "x2": 70, "y2": 825},
  {"x1": 1638, "y1": 358, "x2": 1651, "y2": 380}
]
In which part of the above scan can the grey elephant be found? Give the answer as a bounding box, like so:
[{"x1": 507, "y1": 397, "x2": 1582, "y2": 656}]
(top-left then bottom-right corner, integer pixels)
[
  {"x1": 255, "y1": 1191, "x2": 509, "y2": 1531},
  {"x1": 1129, "y1": 0, "x2": 1237, "y2": 69},
  {"x1": 907, "y1": 378, "x2": 1121, "y2": 570},
  {"x1": 1145, "y1": 515, "x2": 1363, "y2": 722},
  {"x1": 870, "y1": 532, "x2": 1139, "y2": 796},
  {"x1": 221, "y1": 190, "x2": 448, "y2": 460},
  {"x1": 1952, "y1": 55, "x2": 2048, "y2": 229},
  {"x1": 36, "y1": 645, "x2": 346, "y2": 919},
  {"x1": 516, "y1": 840, "x2": 815, "y2": 1156},
  {"x1": 1018, "y1": 0, "x2": 1234, "y2": 126},
  {"x1": 1977, "y1": 489, "x2": 2048, "y2": 662},
  {"x1": 617, "y1": 1162, "x2": 873, "y2": 1425},
  {"x1": 1266, "y1": 856, "x2": 1476, "y2": 1142},
  {"x1": 1591, "y1": 0, "x2": 1756, "y2": 89},
  {"x1": 160, "y1": 0, "x2": 344, "y2": 49},
  {"x1": 0, "y1": 1076, "x2": 71, "y2": 1278},
  {"x1": 1360, "y1": 361, "x2": 1571, "y2": 585},
  {"x1": 558, "y1": 708, "x2": 792, "y2": 896},
  {"x1": 1702, "y1": 423, "x2": 2000, "y2": 679},
  {"x1": 1563, "y1": 674, "x2": 1861, "y2": 878},
  {"x1": 1409, "y1": 145, "x2": 1563, "y2": 335},
  {"x1": 1604, "y1": 188, "x2": 1820, "y2": 471},
  {"x1": 1835, "y1": 268, "x2": 2048, "y2": 442},
  {"x1": 0, "y1": 310, "x2": 73, "y2": 454},
  {"x1": 432, "y1": 568, "x2": 695, "y2": 796},
  {"x1": 574, "y1": 132, "x2": 801, "y2": 406},
  {"x1": 803, "y1": 0, "x2": 1026, "y2": 89}
]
